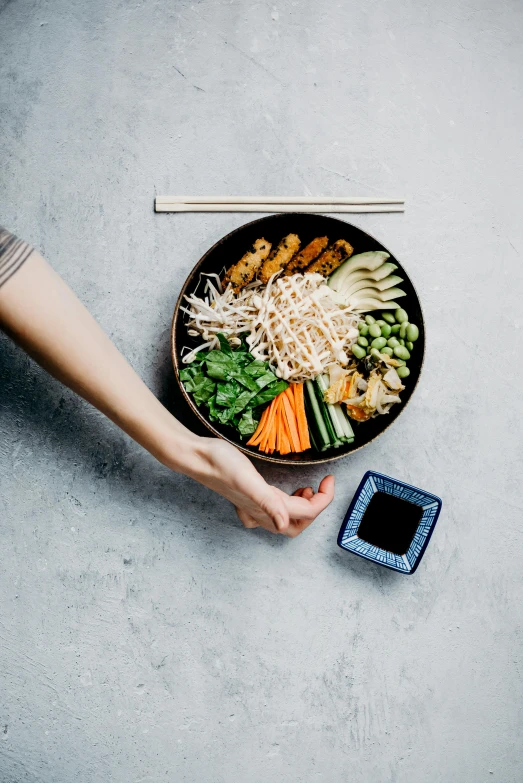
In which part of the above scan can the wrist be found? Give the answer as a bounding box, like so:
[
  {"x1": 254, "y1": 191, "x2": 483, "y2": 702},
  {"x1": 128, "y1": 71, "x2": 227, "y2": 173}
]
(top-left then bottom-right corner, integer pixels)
[{"x1": 159, "y1": 429, "x2": 214, "y2": 481}]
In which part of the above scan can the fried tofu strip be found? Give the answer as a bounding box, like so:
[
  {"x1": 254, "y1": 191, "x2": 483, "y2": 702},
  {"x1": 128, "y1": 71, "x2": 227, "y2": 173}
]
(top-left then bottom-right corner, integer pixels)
[
  {"x1": 284, "y1": 235, "x2": 329, "y2": 275},
  {"x1": 305, "y1": 238, "x2": 353, "y2": 276},
  {"x1": 222, "y1": 237, "x2": 272, "y2": 292},
  {"x1": 259, "y1": 233, "x2": 301, "y2": 284}
]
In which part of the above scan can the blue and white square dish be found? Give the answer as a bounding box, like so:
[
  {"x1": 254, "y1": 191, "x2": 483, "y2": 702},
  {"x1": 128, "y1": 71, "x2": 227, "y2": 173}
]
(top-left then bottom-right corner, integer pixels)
[{"x1": 337, "y1": 471, "x2": 442, "y2": 574}]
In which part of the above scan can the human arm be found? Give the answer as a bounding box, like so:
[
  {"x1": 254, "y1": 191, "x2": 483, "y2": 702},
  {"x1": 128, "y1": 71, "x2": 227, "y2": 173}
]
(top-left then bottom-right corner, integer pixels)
[{"x1": 0, "y1": 232, "x2": 334, "y2": 536}]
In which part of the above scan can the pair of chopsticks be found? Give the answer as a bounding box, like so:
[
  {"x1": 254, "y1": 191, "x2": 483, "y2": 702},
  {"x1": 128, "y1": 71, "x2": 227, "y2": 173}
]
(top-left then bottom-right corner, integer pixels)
[{"x1": 155, "y1": 196, "x2": 405, "y2": 214}]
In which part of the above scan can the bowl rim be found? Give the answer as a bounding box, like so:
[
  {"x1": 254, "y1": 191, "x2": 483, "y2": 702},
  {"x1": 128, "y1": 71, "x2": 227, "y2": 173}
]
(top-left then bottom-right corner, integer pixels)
[
  {"x1": 337, "y1": 469, "x2": 442, "y2": 573},
  {"x1": 171, "y1": 214, "x2": 426, "y2": 466}
]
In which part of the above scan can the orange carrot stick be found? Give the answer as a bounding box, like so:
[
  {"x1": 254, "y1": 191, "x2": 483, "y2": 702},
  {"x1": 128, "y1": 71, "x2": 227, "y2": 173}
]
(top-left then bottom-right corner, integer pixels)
[
  {"x1": 281, "y1": 398, "x2": 294, "y2": 454},
  {"x1": 256, "y1": 404, "x2": 271, "y2": 452},
  {"x1": 279, "y1": 407, "x2": 292, "y2": 454},
  {"x1": 267, "y1": 397, "x2": 280, "y2": 453},
  {"x1": 280, "y1": 395, "x2": 292, "y2": 454},
  {"x1": 292, "y1": 383, "x2": 311, "y2": 451},
  {"x1": 280, "y1": 430, "x2": 291, "y2": 454},
  {"x1": 247, "y1": 405, "x2": 269, "y2": 446},
  {"x1": 257, "y1": 407, "x2": 274, "y2": 451},
  {"x1": 275, "y1": 403, "x2": 281, "y2": 453},
  {"x1": 260, "y1": 400, "x2": 276, "y2": 452},
  {"x1": 282, "y1": 390, "x2": 302, "y2": 452}
]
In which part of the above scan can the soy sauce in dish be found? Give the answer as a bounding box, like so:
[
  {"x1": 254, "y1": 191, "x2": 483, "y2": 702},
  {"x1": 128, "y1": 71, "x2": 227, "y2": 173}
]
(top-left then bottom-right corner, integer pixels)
[{"x1": 357, "y1": 492, "x2": 422, "y2": 555}]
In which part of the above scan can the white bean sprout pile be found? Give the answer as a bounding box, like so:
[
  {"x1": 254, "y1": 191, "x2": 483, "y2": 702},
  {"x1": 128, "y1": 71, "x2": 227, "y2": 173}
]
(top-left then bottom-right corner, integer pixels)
[{"x1": 181, "y1": 272, "x2": 360, "y2": 382}]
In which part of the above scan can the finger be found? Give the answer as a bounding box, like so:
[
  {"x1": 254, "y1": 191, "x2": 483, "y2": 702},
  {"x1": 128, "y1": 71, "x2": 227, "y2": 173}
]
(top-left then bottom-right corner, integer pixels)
[
  {"x1": 236, "y1": 504, "x2": 284, "y2": 535},
  {"x1": 236, "y1": 507, "x2": 259, "y2": 529},
  {"x1": 246, "y1": 485, "x2": 290, "y2": 533},
  {"x1": 292, "y1": 487, "x2": 306, "y2": 498},
  {"x1": 281, "y1": 492, "x2": 317, "y2": 538},
  {"x1": 273, "y1": 512, "x2": 288, "y2": 533},
  {"x1": 281, "y1": 515, "x2": 314, "y2": 538},
  {"x1": 319, "y1": 475, "x2": 335, "y2": 492},
  {"x1": 316, "y1": 475, "x2": 335, "y2": 504},
  {"x1": 281, "y1": 526, "x2": 300, "y2": 538},
  {"x1": 285, "y1": 475, "x2": 335, "y2": 521},
  {"x1": 292, "y1": 487, "x2": 315, "y2": 501},
  {"x1": 286, "y1": 515, "x2": 315, "y2": 536},
  {"x1": 277, "y1": 479, "x2": 335, "y2": 538},
  {"x1": 260, "y1": 495, "x2": 290, "y2": 533}
]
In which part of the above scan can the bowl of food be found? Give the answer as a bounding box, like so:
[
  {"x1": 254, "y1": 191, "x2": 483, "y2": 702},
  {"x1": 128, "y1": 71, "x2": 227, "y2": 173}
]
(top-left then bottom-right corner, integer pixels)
[{"x1": 171, "y1": 213, "x2": 424, "y2": 465}]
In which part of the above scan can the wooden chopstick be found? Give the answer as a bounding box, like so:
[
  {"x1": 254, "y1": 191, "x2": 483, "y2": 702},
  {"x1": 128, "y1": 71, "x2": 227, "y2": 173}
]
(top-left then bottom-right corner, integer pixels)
[
  {"x1": 155, "y1": 201, "x2": 405, "y2": 214},
  {"x1": 156, "y1": 195, "x2": 404, "y2": 205}
]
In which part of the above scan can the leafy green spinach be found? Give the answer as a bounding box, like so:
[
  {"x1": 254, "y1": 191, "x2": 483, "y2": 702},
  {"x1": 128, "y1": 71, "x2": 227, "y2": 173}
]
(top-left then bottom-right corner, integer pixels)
[{"x1": 180, "y1": 335, "x2": 287, "y2": 438}]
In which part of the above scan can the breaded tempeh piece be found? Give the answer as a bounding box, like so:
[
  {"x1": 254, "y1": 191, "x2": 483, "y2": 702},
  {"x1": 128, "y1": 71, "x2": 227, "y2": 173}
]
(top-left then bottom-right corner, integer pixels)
[
  {"x1": 259, "y1": 234, "x2": 301, "y2": 283},
  {"x1": 305, "y1": 238, "x2": 354, "y2": 277},
  {"x1": 284, "y1": 235, "x2": 329, "y2": 275},
  {"x1": 222, "y1": 237, "x2": 272, "y2": 292}
]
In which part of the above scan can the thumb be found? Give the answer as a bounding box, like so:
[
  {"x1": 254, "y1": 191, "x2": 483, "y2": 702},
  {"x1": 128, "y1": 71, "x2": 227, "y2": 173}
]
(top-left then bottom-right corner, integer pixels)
[
  {"x1": 255, "y1": 487, "x2": 290, "y2": 533},
  {"x1": 273, "y1": 512, "x2": 288, "y2": 533},
  {"x1": 235, "y1": 507, "x2": 259, "y2": 529}
]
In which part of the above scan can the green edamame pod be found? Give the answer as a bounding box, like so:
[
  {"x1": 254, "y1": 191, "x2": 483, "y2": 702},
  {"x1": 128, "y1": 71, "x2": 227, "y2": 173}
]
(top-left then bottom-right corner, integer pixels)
[
  {"x1": 387, "y1": 337, "x2": 400, "y2": 348},
  {"x1": 399, "y1": 321, "x2": 409, "y2": 339},
  {"x1": 368, "y1": 323, "x2": 382, "y2": 338},
  {"x1": 359, "y1": 323, "x2": 369, "y2": 336},
  {"x1": 376, "y1": 319, "x2": 385, "y2": 327},
  {"x1": 371, "y1": 337, "x2": 387, "y2": 350},
  {"x1": 406, "y1": 341, "x2": 414, "y2": 351},
  {"x1": 381, "y1": 346, "x2": 393, "y2": 356},
  {"x1": 357, "y1": 336, "x2": 369, "y2": 348},
  {"x1": 393, "y1": 345, "x2": 411, "y2": 361},
  {"x1": 380, "y1": 323, "x2": 391, "y2": 338},
  {"x1": 391, "y1": 324, "x2": 401, "y2": 334},
  {"x1": 399, "y1": 338, "x2": 405, "y2": 346},
  {"x1": 397, "y1": 365, "x2": 410, "y2": 379},
  {"x1": 395, "y1": 308, "x2": 408, "y2": 324},
  {"x1": 365, "y1": 315, "x2": 376, "y2": 325},
  {"x1": 382, "y1": 312, "x2": 396, "y2": 324},
  {"x1": 370, "y1": 348, "x2": 381, "y2": 360},
  {"x1": 406, "y1": 323, "x2": 419, "y2": 342},
  {"x1": 352, "y1": 344, "x2": 366, "y2": 360}
]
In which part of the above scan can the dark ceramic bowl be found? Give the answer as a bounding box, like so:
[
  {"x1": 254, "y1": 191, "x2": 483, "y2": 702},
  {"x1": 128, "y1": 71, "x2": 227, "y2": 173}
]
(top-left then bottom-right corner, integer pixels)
[{"x1": 171, "y1": 214, "x2": 425, "y2": 465}]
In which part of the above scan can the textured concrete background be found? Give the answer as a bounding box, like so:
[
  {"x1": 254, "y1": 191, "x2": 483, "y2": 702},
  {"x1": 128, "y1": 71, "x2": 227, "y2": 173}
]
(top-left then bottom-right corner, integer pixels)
[{"x1": 1, "y1": 1, "x2": 522, "y2": 781}]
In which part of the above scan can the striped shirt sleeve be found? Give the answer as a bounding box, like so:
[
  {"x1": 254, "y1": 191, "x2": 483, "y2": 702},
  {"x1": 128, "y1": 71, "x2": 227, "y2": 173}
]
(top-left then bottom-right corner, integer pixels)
[{"x1": 0, "y1": 227, "x2": 35, "y2": 289}]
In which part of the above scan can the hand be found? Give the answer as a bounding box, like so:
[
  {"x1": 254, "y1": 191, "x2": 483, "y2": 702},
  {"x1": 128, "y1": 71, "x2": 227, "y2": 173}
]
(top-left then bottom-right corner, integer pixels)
[
  {"x1": 188, "y1": 438, "x2": 335, "y2": 537},
  {"x1": 0, "y1": 248, "x2": 333, "y2": 538}
]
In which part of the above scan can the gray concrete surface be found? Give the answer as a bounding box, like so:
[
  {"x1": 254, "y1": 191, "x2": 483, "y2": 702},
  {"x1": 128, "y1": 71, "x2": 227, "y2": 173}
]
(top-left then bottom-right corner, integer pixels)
[{"x1": 1, "y1": 0, "x2": 522, "y2": 781}]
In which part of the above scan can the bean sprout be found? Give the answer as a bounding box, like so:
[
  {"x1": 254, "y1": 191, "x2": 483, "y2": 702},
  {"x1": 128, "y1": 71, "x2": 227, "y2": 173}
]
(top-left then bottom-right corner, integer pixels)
[{"x1": 182, "y1": 273, "x2": 361, "y2": 381}]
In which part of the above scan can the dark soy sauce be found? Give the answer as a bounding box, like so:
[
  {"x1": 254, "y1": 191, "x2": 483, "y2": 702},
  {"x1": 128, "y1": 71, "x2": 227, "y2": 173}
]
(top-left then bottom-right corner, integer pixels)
[{"x1": 357, "y1": 492, "x2": 423, "y2": 555}]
